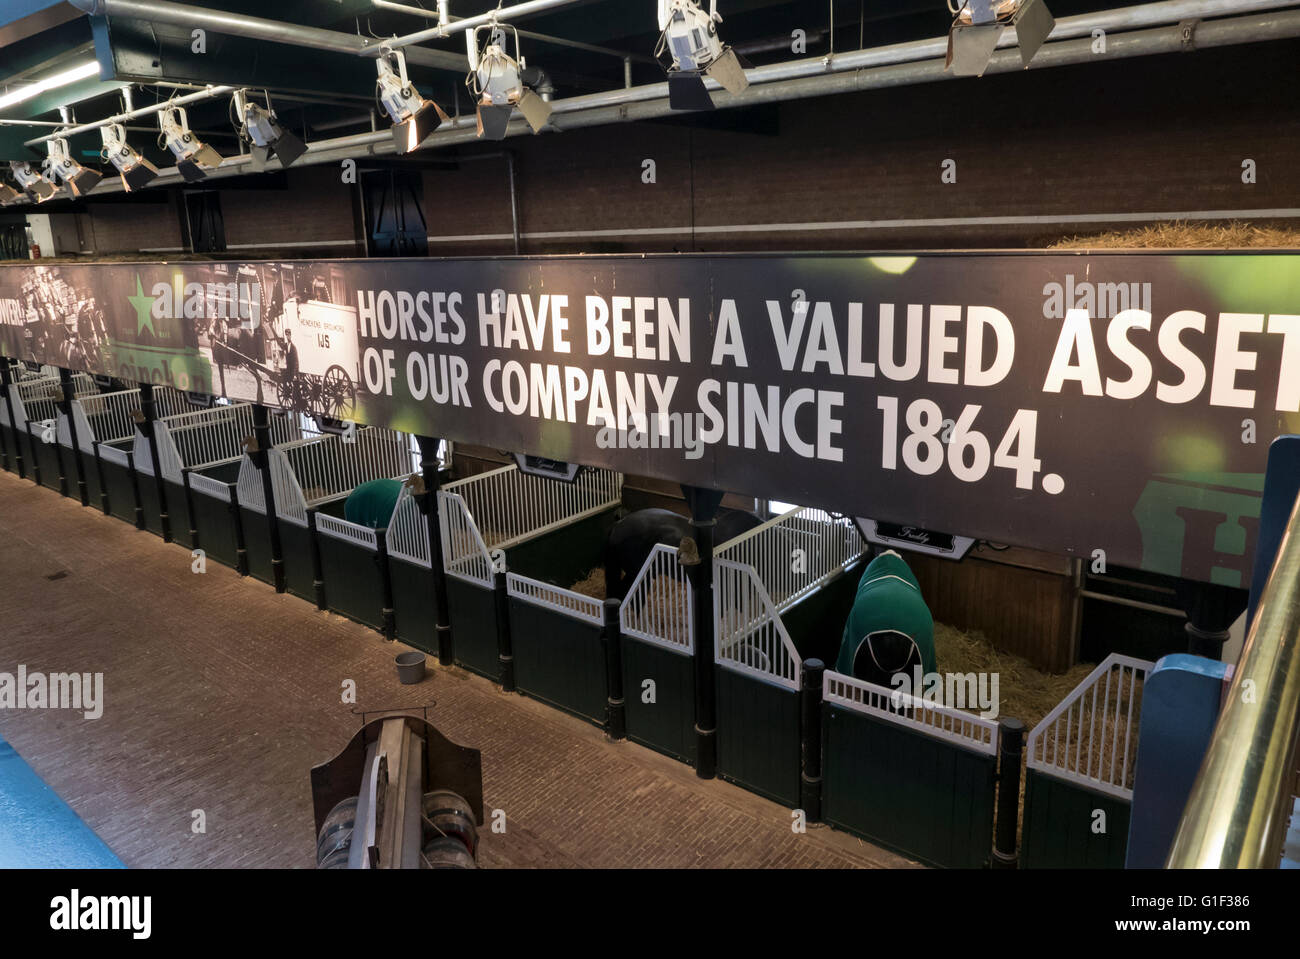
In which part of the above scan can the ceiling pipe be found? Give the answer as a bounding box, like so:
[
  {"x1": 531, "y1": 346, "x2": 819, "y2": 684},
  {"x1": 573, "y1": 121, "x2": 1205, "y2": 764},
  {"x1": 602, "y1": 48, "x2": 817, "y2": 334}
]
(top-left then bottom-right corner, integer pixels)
[
  {"x1": 28, "y1": 4, "x2": 1300, "y2": 198},
  {"x1": 380, "y1": 0, "x2": 591, "y2": 48},
  {"x1": 23, "y1": 84, "x2": 237, "y2": 146},
  {"x1": 65, "y1": 0, "x2": 466, "y2": 71},
  {"x1": 372, "y1": 0, "x2": 656, "y2": 64}
]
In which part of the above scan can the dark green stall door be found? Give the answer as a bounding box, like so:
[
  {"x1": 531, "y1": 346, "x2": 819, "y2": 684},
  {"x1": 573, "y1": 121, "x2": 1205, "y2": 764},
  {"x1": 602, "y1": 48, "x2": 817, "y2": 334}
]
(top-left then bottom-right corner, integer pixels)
[
  {"x1": 165, "y1": 480, "x2": 194, "y2": 548},
  {"x1": 391, "y1": 558, "x2": 438, "y2": 652},
  {"x1": 622, "y1": 638, "x2": 696, "y2": 765},
  {"x1": 447, "y1": 577, "x2": 500, "y2": 680},
  {"x1": 100, "y1": 457, "x2": 138, "y2": 523},
  {"x1": 509, "y1": 600, "x2": 606, "y2": 726},
  {"x1": 1020, "y1": 769, "x2": 1132, "y2": 869},
  {"x1": 823, "y1": 703, "x2": 997, "y2": 869},
  {"x1": 317, "y1": 532, "x2": 384, "y2": 630},
  {"x1": 239, "y1": 506, "x2": 275, "y2": 584},
  {"x1": 280, "y1": 520, "x2": 315, "y2": 602},
  {"x1": 32, "y1": 432, "x2": 62, "y2": 492},
  {"x1": 716, "y1": 669, "x2": 801, "y2": 807}
]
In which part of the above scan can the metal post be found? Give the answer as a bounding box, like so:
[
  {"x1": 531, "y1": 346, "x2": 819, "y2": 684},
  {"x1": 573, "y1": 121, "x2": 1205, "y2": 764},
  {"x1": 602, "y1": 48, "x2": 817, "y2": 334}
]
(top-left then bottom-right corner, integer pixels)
[
  {"x1": 139, "y1": 383, "x2": 172, "y2": 542},
  {"x1": 682, "y1": 485, "x2": 724, "y2": 780},
  {"x1": 416, "y1": 435, "x2": 453, "y2": 665},
  {"x1": 377, "y1": 529, "x2": 396, "y2": 641},
  {"x1": 992, "y1": 717, "x2": 1025, "y2": 869},
  {"x1": 230, "y1": 485, "x2": 250, "y2": 577},
  {"x1": 494, "y1": 569, "x2": 515, "y2": 692},
  {"x1": 800, "y1": 658, "x2": 825, "y2": 823},
  {"x1": 1175, "y1": 579, "x2": 1246, "y2": 661},
  {"x1": 1, "y1": 361, "x2": 26, "y2": 479},
  {"x1": 57, "y1": 366, "x2": 88, "y2": 504},
  {"x1": 252, "y1": 403, "x2": 286, "y2": 592},
  {"x1": 603, "y1": 597, "x2": 626, "y2": 740},
  {"x1": 307, "y1": 511, "x2": 327, "y2": 610}
]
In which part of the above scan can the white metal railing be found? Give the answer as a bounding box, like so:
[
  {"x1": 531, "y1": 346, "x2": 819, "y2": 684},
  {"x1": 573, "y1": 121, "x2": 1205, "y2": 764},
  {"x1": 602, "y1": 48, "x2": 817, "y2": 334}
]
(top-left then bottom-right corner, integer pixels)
[
  {"x1": 187, "y1": 470, "x2": 232, "y2": 503},
  {"x1": 620, "y1": 543, "x2": 694, "y2": 654},
  {"x1": 387, "y1": 484, "x2": 431, "y2": 568},
  {"x1": 439, "y1": 490, "x2": 496, "y2": 586},
  {"x1": 1026, "y1": 653, "x2": 1154, "y2": 801},
  {"x1": 277, "y1": 427, "x2": 415, "y2": 512},
  {"x1": 315, "y1": 511, "x2": 379, "y2": 550},
  {"x1": 72, "y1": 388, "x2": 142, "y2": 447},
  {"x1": 236, "y1": 454, "x2": 267, "y2": 514},
  {"x1": 97, "y1": 440, "x2": 131, "y2": 469},
  {"x1": 437, "y1": 465, "x2": 623, "y2": 587},
  {"x1": 714, "y1": 556, "x2": 801, "y2": 690},
  {"x1": 506, "y1": 573, "x2": 604, "y2": 626},
  {"x1": 715, "y1": 506, "x2": 865, "y2": 612},
  {"x1": 823, "y1": 670, "x2": 999, "y2": 756},
  {"x1": 157, "y1": 404, "x2": 302, "y2": 474},
  {"x1": 440, "y1": 464, "x2": 623, "y2": 553}
]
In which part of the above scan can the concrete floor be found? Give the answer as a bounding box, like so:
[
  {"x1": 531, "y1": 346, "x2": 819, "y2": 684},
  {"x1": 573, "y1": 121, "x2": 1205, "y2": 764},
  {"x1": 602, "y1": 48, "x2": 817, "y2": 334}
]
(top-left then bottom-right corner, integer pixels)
[{"x1": 0, "y1": 468, "x2": 914, "y2": 869}]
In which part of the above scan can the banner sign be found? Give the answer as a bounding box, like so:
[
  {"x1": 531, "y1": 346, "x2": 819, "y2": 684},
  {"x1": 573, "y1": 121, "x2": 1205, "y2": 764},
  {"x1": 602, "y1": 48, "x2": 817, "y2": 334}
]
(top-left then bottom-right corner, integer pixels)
[{"x1": 2, "y1": 253, "x2": 1297, "y2": 587}]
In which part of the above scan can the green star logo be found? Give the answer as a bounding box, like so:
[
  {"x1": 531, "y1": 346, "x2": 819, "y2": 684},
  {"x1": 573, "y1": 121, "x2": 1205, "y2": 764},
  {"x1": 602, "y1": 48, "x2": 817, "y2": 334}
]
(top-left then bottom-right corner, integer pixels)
[{"x1": 128, "y1": 275, "x2": 156, "y2": 336}]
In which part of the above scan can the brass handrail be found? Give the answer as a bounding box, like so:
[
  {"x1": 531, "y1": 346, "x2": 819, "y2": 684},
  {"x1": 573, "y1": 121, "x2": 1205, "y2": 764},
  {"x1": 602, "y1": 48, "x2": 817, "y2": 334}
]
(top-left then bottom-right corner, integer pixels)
[{"x1": 1166, "y1": 491, "x2": 1300, "y2": 868}]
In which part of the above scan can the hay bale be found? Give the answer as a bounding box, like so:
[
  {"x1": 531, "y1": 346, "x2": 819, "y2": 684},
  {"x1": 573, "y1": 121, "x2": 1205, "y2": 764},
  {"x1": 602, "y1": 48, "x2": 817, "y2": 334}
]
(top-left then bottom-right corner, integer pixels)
[
  {"x1": 1050, "y1": 220, "x2": 1300, "y2": 250},
  {"x1": 570, "y1": 568, "x2": 606, "y2": 599}
]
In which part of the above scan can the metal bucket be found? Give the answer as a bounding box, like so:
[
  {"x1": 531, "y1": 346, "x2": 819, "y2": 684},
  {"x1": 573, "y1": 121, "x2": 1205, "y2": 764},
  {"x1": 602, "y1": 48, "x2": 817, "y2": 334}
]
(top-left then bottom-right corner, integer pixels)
[{"x1": 395, "y1": 650, "x2": 427, "y2": 684}]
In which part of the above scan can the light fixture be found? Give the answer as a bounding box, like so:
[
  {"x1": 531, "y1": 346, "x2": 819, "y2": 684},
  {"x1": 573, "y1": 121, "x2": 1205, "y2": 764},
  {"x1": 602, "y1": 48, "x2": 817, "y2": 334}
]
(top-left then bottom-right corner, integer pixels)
[
  {"x1": 10, "y1": 162, "x2": 59, "y2": 202},
  {"x1": 234, "y1": 90, "x2": 308, "y2": 171},
  {"x1": 375, "y1": 48, "x2": 449, "y2": 155},
  {"x1": 159, "y1": 105, "x2": 223, "y2": 182},
  {"x1": 946, "y1": 0, "x2": 1055, "y2": 77},
  {"x1": 100, "y1": 123, "x2": 159, "y2": 191},
  {"x1": 44, "y1": 137, "x2": 103, "y2": 197},
  {"x1": 655, "y1": 0, "x2": 749, "y2": 111},
  {"x1": 466, "y1": 24, "x2": 553, "y2": 140},
  {"x1": 0, "y1": 181, "x2": 22, "y2": 205},
  {"x1": 0, "y1": 60, "x2": 99, "y2": 112}
]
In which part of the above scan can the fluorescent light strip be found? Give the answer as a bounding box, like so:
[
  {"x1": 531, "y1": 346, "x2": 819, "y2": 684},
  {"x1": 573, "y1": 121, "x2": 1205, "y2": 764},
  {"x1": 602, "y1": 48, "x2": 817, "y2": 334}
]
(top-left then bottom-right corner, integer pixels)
[{"x1": 0, "y1": 61, "x2": 100, "y2": 111}]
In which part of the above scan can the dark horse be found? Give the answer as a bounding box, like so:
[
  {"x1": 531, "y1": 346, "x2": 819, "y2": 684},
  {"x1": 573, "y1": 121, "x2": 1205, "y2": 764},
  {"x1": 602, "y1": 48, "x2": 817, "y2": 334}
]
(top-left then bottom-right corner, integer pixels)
[{"x1": 604, "y1": 507, "x2": 765, "y2": 600}]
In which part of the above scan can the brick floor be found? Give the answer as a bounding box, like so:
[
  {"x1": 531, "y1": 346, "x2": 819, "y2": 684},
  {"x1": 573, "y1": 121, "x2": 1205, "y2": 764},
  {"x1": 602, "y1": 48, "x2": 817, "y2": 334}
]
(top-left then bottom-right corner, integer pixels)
[{"x1": 0, "y1": 468, "x2": 917, "y2": 869}]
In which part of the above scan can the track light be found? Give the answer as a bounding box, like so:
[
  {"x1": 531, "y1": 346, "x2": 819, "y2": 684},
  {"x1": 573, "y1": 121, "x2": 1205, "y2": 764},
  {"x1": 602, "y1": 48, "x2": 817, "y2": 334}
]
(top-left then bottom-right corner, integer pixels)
[
  {"x1": 101, "y1": 123, "x2": 159, "y2": 191},
  {"x1": 44, "y1": 137, "x2": 103, "y2": 197},
  {"x1": 376, "y1": 49, "x2": 449, "y2": 155},
  {"x1": 656, "y1": 0, "x2": 749, "y2": 111},
  {"x1": 10, "y1": 162, "x2": 59, "y2": 202},
  {"x1": 235, "y1": 91, "x2": 308, "y2": 171},
  {"x1": 159, "y1": 105, "x2": 223, "y2": 182},
  {"x1": 946, "y1": 0, "x2": 1055, "y2": 77},
  {"x1": 466, "y1": 24, "x2": 553, "y2": 140}
]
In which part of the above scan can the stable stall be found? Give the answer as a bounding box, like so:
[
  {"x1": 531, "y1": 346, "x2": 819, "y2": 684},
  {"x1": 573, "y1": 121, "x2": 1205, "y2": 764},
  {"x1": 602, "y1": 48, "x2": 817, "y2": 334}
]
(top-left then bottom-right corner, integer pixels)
[
  {"x1": 711, "y1": 507, "x2": 867, "y2": 805},
  {"x1": 237, "y1": 426, "x2": 417, "y2": 630},
  {"x1": 4, "y1": 371, "x2": 96, "y2": 492},
  {"x1": 146, "y1": 403, "x2": 304, "y2": 555},
  {"x1": 437, "y1": 464, "x2": 623, "y2": 703},
  {"x1": 1020, "y1": 653, "x2": 1152, "y2": 868}
]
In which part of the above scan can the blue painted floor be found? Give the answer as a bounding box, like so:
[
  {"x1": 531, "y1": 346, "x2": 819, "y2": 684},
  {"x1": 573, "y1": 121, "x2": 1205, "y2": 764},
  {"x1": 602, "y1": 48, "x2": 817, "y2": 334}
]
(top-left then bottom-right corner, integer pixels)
[{"x1": 0, "y1": 736, "x2": 123, "y2": 868}]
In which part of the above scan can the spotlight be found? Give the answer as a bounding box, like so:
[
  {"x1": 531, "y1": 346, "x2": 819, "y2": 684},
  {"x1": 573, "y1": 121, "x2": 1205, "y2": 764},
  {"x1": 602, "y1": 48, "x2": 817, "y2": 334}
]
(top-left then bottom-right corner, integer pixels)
[
  {"x1": 159, "y1": 105, "x2": 224, "y2": 182},
  {"x1": 656, "y1": 0, "x2": 749, "y2": 111},
  {"x1": 44, "y1": 137, "x2": 103, "y2": 197},
  {"x1": 10, "y1": 162, "x2": 58, "y2": 202},
  {"x1": 101, "y1": 123, "x2": 159, "y2": 191},
  {"x1": 466, "y1": 24, "x2": 553, "y2": 140},
  {"x1": 946, "y1": 0, "x2": 1055, "y2": 77},
  {"x1": 376, "y1": 49, "x2": 450, "y2": 155},
  {"x1": 235, "y1": 91, "x2": 308, "y2": 171}
]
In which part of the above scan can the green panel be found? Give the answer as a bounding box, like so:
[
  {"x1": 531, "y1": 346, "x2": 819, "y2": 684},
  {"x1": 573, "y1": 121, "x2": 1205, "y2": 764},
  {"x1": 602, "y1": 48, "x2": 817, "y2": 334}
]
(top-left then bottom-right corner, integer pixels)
[
  {"x1": 822, "y1": 704, "x2": 997, "y2": 869},
  {"x1": 82, "y1": 450, "x2": 103, "y2": 510},
  {"x1": 280, "y1": 520, "x2": 315, "y2": 602},
  {"x1": 164, "y1": 480, "x2": 193, "y2": 549},
  {"x1": 239, "y1": 506, "x2": 275, "y2": 584},
  {"x1": 190, "y1": 486, "x2": 239, "y2": 568},
  {"x1": 100, "y1": 458, "x2": 138, "y2": 523},
  {"x1": 447, "y1": 577, "x2": 499, "y2": 680},
  {"x1": 716, "y1": 669, "x2": 801, "y2": 807},
  {"x1": 317, "y1": 532, "x2": 383, "y2": 630},
  {"x1": 509, "y1": 599, "x2": 606, "y2": 726},
  {"x1": 0, "y1": 424, "x2": 18, "y2": 472},
  {"x1": 505, "y1": 509, "x2": 616, "y2": 585},
  {"x1": 1020, "y1": 769, "x2": 1132, "y2": 869},
  {"x1": 622, "y1": 638, "x2": 696, "y2": 765},
  {"x1": 391, "y1": 558, "x2": 438, "y2": 652},
  {"x1": 138, "y1": 473, "x2": 164, "y2": 536},
  {"x1": 32, "y1": 434, "x2": 62, "y2": 492}
]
